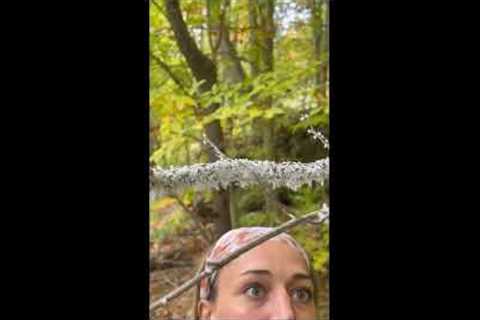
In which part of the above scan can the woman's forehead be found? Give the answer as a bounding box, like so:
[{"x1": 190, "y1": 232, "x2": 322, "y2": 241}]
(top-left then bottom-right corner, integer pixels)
[{"x1": 224, "y1": 240, "x2": 310, "y2": 274}]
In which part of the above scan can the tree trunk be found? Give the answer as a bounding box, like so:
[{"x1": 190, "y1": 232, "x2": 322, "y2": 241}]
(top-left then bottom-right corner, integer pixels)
[
  {"x1": 164, "y1": 0, "x2": 231, "y2": 239},
  {"x1": 207, "y1": 0, "x2": 247, "y2": 234},
  {"x1": 149, "y1": 111, "x2": 160, "y2": 156},
  {"x1": 320, "y1": 0, "x2": 329, "y2": 101},
  {"x1": 249, "y1": 0, "x2": 278, "y2": 222},
  {"x1": 312, "y1": 0, "x2": 329, "y2": 106},
  {"x1": 313, "y1": 270, "x2": 329, "y2": 320}
]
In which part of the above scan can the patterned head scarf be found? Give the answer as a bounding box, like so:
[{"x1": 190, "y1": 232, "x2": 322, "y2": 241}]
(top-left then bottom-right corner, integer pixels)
[{"x1": 199, "y1": 227, "x2": 311, "y2": 301}]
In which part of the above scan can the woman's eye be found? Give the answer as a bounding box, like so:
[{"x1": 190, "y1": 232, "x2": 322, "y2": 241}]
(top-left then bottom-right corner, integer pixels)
[
  {"x1": 291, "y1": 288, "x2": 312, "y2": 303},
  {"x1": 244, "y1": 284, "x2": 266, "y2": 299}
]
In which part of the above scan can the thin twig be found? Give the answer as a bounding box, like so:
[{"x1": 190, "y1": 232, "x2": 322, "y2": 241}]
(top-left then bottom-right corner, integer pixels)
[
  {"x1": 202, "y1": 133, "x2": 228, "y2": 160},
  {"x1": 150, "y1": 51, "x2": 190, "y2": 96},
  {"x1": 172, "y1": 195, "x2": 213, "y2": 244},
  {"x1": 151, "y1": 0, "x2": 167, "y2": 18},
  {"x1": 307, "y1": 127, "x2": 329, "y2": 150},
  {"x1": 149, "y1": 206, "x2": 329, "y2": 311},
  {"x1": 163, "y1": 275, "x2": 178, "y2": 287}
]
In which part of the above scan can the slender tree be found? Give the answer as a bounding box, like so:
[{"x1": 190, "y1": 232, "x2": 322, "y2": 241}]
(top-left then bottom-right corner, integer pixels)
[
  {"x1": 163, "y1": 0, "x2": 231, "y2": 238},
  {"x1": 248, "y1": 0, "x2": 279, "y2": 224}
]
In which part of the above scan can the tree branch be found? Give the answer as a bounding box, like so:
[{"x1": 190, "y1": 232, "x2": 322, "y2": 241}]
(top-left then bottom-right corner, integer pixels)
[
  {"x1": 150, "y1": 51, "x2": 189, "y2": 95},
  {"x1": 150, "y1": 157, "x2": 329, "y2": 196},
  {"x1": 151, "y1": 0, "x2": 168, "y2": 19},
  {"x1": 171, "y1": 195, "x2": 214, "y2": 245},
  {"x1": 307, "y1": 128, "x2": 329, "y2": 150},
  {"x1": 164, "y1": 0, "x2": 217, "y2": 92},
  {"x1": 150, "y1": 52, "x2": 211, "y2": 116}
]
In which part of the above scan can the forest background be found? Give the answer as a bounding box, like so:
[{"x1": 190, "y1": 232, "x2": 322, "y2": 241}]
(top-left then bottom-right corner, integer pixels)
[{"x1": 149, "y1": 0, "x2": 329, "y2": 319}]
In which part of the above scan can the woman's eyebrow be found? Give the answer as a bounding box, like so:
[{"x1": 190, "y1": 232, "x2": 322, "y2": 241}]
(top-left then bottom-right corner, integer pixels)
[
  {"x1": 240, "y1": 269, "x2": 272, "y2": 276},
  {"x1": 291, "y1": 272, "x2": 312, "y2": 280},
  {"x1": 239, "y1": 270, "x2": 312, "y2": 281},
  {"x1": 287, "y1": 273, "x2": 314, "y2": 287}
]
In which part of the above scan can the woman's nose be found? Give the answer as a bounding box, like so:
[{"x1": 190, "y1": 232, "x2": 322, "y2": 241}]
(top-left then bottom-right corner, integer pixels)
[{"x1": 269, "y1": 290, "x2": 295, "y2": 320}]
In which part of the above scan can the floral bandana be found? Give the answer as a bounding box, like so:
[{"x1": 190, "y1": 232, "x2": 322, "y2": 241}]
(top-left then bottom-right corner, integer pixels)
[{"x1": 199, "y1": 227, "x2": 310, "y2": 300}]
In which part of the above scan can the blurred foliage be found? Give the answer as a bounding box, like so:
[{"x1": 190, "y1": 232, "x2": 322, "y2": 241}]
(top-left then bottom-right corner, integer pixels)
[
  {"x1": 150, "y1": 200, "x2": 193, "y2": 243},
  {"x1": 150, "y1": 0, "x2": 329, "y2": 273},
  {"x1": 238, "y1": 211, "x2": 270, "y2": 227},
  {"x1": 291, "y1": 223, "x2": 329, "y2": 273}
]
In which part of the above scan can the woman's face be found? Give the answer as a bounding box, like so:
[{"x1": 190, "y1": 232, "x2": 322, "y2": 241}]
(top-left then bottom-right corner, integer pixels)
[{"x1": 199, "y1": 240, "x2": 316, "y2": 320}]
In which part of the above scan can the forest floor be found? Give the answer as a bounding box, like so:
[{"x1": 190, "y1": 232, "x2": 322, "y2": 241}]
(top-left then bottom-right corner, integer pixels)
[
  {"x1": 150, "y1": 233, "x2": 206, "y2": 320},
  {"x1": 150, "y1": 200, "x2": 209, "y2": 320}
]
